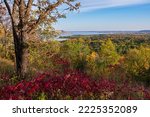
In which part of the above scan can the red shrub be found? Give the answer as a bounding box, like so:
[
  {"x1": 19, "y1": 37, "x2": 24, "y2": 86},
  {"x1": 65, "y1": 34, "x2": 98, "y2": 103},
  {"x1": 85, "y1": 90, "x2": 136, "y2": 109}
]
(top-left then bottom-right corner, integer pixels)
[{"x1": 0, "y1": 70, "x2": 150, "y2": 100}]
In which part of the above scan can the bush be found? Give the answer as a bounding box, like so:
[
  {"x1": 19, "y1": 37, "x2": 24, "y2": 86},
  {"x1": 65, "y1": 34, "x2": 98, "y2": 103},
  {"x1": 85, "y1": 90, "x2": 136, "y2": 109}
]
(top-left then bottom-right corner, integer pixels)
[{"x1": 0, "y1": 70, "x2": 150, "y2": 100}]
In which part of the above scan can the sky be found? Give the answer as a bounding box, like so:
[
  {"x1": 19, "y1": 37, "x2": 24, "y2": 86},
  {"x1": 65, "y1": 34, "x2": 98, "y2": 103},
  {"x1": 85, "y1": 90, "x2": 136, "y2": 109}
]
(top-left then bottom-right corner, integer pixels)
[{"x1": 53, "y1": 0, "x2": 150, "y2": 31}]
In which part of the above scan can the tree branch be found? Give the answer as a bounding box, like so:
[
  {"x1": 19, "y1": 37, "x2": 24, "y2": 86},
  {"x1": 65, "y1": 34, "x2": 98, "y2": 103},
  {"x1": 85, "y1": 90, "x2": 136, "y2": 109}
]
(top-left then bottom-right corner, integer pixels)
[
  {"x1": 19, "y1": 0, "x2": 25, "y2": 21},
  {"x1": 28, "y1": 0, "x2": 65, "y2": 33},
  {"x1": 4, "y1": 0, "x2": 12, "y2": 17},
  {"x1": 25, "y1": 0, "x2": 33, "y2": 22}
]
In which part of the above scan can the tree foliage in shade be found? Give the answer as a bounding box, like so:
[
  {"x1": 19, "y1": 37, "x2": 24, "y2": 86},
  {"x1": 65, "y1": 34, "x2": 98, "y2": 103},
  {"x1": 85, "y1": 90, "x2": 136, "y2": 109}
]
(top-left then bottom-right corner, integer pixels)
[{"x1": 2, "y1": 0, "x2": 80, "y2": 78}]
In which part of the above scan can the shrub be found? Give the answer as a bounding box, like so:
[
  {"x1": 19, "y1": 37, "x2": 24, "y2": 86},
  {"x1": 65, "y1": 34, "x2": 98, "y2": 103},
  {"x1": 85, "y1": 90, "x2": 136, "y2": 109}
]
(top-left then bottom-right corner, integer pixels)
[{"x1": 0, "y1": 69, "x2": 150, "y2": 100}]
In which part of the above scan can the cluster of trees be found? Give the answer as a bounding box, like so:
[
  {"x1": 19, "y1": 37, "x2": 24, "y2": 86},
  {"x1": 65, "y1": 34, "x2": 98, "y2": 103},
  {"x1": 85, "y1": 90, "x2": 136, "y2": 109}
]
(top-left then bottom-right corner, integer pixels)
[{"x1": 26, "y1": 38, "x2": 150, "y2": 83}]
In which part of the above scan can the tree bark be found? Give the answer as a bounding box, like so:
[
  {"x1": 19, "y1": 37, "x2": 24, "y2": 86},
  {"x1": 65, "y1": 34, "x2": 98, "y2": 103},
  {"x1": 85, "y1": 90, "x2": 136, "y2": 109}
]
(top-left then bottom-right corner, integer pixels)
[{"x1": 12, "y1": 26, "x2": 29, "y2": 78}]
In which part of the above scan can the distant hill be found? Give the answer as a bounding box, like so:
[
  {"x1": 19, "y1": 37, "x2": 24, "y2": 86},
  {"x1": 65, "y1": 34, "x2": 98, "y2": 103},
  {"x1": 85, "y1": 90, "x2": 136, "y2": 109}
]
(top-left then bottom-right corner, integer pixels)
[
  {"x1": 58, "y1": 30, "x2": 150, "y2": 37},
  {"x1": 139, "y1": 30, "x2": 150, "y2": 33}
]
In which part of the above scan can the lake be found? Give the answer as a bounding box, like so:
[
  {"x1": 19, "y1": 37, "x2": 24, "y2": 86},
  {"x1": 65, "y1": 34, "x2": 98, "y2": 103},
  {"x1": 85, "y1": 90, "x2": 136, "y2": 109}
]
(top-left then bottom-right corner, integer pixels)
[
  {"x1": 56, "y1": 31, "x2": 107, "y2": 41},
  {"x1": 55, "y1": 31, "x2": 143, "y2": 41}
]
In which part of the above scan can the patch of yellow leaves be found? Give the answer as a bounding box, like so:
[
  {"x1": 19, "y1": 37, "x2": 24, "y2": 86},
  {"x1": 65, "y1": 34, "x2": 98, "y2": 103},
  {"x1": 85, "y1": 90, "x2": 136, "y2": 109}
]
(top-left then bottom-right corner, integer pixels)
[{"x1": 86, "y1": 52, "x2": 98, "y2": 62}]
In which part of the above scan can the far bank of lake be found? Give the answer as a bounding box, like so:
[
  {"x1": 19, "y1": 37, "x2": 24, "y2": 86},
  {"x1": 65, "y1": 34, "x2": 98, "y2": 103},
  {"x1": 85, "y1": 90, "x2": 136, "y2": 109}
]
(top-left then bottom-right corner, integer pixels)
[{"x1": 55, "y1": 30, "x2": 150, "y2": 41}]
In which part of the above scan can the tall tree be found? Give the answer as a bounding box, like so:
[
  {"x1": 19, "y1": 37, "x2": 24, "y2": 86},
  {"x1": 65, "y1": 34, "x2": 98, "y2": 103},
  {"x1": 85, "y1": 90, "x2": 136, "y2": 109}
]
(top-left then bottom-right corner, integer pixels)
[{"x1": 2, "y1": 0, "x2": 80, "y2": 78}]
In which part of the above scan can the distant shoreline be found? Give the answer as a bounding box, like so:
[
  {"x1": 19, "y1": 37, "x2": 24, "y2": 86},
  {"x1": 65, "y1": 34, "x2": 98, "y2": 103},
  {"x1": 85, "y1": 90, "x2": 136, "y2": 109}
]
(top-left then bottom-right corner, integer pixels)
[
  {"x1": 59, "y1": 30, "x2": 150, "y2": 37},
  {"x1": 55, "y1": 30, "x2": 150, "y2": 41}
]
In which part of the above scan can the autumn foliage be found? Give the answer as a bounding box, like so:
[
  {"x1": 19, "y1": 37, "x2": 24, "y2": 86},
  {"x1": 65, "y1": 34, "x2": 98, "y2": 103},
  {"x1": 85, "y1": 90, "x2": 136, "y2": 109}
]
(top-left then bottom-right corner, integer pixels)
[
  {"x1": 0, "y1": 69, "x2": 150, "y2": 100},
  {"x1": 0, "y1": 34, "x2": 150, "y2": 100}
]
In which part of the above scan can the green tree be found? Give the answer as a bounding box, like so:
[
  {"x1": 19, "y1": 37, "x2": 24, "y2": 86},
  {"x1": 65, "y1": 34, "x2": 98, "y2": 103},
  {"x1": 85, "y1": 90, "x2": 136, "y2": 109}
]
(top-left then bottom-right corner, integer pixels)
[{"x1": 98, "y1": 39, "x2": 120, "y2": 67}]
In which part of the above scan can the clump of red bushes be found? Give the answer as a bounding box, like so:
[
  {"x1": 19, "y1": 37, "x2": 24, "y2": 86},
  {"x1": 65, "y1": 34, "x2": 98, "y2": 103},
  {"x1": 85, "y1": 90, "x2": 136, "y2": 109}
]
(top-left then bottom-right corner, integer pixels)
[{"x1": 0, "y1": 70, "x2": 150, "y2": 100}]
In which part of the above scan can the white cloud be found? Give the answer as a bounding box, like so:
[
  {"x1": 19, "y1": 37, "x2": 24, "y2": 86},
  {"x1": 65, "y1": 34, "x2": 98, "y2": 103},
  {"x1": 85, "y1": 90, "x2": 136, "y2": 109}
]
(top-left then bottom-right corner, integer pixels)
[{"x1": 77, "y1": 0, "x2": 150, "y2": 11}]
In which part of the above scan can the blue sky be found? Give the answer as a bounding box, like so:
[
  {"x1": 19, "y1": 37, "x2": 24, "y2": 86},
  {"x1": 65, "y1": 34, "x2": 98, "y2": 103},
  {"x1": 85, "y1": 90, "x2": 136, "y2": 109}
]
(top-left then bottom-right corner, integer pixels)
[{"x1": 53, "y1": 0, "x2": 150, "y2": 31}]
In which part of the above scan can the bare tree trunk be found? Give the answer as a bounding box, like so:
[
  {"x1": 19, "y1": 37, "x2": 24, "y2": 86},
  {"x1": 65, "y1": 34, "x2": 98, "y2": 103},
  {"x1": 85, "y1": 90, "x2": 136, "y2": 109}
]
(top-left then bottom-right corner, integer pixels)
[{"x1": 12, "y1": 26, "x2": 29, "y2": 78}]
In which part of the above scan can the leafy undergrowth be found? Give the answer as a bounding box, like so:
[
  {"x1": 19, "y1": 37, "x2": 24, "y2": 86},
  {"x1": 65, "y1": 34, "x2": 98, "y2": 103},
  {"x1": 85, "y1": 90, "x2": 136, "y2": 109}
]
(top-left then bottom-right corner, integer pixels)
[
  {"x1": 0, "y1": 70, "x2": 150, "y2": 100},
  {"x1": 0, "y1": 57, "x2": 14, "y2": 75}
]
